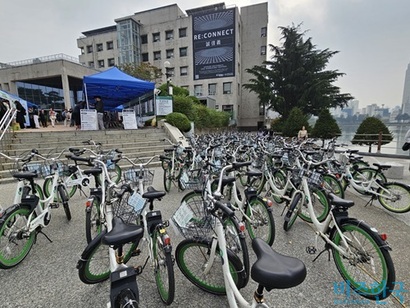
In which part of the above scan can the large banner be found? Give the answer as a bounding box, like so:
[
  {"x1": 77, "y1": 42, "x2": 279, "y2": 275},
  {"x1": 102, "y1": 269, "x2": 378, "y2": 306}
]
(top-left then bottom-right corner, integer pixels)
[{"x1": 192, "y1": 8, "x2": 236, "y2": 80}]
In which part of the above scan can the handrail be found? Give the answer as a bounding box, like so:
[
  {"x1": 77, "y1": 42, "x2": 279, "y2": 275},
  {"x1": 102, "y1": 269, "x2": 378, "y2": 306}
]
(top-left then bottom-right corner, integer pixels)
[{"x1": 0, "y1": 108, "x2": 16, "y2": 153}]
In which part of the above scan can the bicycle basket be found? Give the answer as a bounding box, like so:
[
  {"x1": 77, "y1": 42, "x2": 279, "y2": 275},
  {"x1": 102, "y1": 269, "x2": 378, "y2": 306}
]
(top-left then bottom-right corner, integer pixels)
[
  {"x1": 112, "y1": 190, "x2": 146, "y2": 224},
  {"x1": 171, "y1": 198, "x2": 214, "y2": 239},
  {"x1": 307, "y1": 170, "x2": 323, "y2": 187},
  {"x1": 123, "y1": 167, "x2": 155, "y2": 186}
]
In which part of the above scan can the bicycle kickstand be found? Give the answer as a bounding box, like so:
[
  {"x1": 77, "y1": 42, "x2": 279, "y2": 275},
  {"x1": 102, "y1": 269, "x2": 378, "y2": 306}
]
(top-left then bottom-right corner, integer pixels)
[{"x1": 363, "y1": 195, "x2": 376, "y2": 208}]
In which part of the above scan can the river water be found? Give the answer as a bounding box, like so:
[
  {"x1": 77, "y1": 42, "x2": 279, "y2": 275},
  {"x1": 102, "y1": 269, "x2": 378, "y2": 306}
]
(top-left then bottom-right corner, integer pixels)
[{"x1": 337, "y1": 123, "x2": 409, "y2": 155}]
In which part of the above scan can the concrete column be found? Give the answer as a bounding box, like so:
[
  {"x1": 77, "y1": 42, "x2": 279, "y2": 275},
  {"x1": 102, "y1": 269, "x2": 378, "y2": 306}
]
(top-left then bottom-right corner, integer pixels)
[
  {"x1": 61, "y1": 66, "x2": 72, "y2": 109},
  {"x1": 8, "y1": 82, "x2": 18, "y2": 95}
]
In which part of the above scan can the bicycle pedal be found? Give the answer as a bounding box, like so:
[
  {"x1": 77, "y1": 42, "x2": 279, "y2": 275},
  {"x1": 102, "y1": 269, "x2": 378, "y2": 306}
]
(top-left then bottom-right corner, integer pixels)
[
  {"x1": 50, "y1": 203, "x2": 60, "y2": 209},
  {"x1": 131, "y1": 249, "x2": 141, "y2": 257},
  {"x1": 134, "y1": 265, "x2": 143, "y2": 275},
  {"x1": 306, "y1": 246, "x2": 317, "y2": 254}
]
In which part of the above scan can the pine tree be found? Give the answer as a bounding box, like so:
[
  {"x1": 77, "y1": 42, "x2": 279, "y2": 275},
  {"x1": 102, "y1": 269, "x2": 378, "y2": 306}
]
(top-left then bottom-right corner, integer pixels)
[
  {"x1": 282, "y1": 107, "x2": 309, "y2": 137},
  {"x1": 352, "y1": 117, "x2": 393, "y2": 152},
  {"x1": 311, "y1": 109, "x2": 341, "y2": 141}
]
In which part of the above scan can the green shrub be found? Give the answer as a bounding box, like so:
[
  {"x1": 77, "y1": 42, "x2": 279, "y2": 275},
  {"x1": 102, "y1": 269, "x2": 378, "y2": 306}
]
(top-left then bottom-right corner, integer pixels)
[{"x1": 166, "y1": 112, "x2": 191, "y2": 132}]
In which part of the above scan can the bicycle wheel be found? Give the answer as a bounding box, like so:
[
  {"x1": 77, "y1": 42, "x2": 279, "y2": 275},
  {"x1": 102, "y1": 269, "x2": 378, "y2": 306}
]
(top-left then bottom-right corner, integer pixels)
[
  {"x1": 245, "y1": 197, "x2": 275, "y2": 245},
  {"x1": 175, "y1": 238, "x2": 246, "y2": 295},
  {"x1": 322, "y1": 174, "x2": 345, "y2": 198},
  {"x1": 331, "y1": 220, "x2": 395, "y2": 300},
  {"x1": 223, "y1": 217, "x2": 250, "y2": 285},
  {"x1": 163, "y1": 168, "x2": 172, "y2": 192},
  {"x1": 298, "y1": 186, "x2": 330, "y2": 223},
  {"x1": 58, "y1": 184, "x2": 71, "y2": 221},
  {"x1": 78, "y1": 232, "x2": 138, "y2": 284},
  {"x1": 283, "y1": 192, "x2": 302, "y2": 231},
  {"x1": 43, "y1": 173, "x2": 78, "y2": 200},
  {"x1": 85, "y1": 197, "x2": 103, "y2": 244},
  {"x1": 152, "y1": 228, "x2": 175, "y2": 305},
  {"x1": 378, "y1": 182, "x2": 410, "y2": 213},
  {"x1": 0, "y1": 206, "x2": 36, "y2": 269},
  {"x1": 352, "y1": 168, "x2": 387, "y2": 195}
]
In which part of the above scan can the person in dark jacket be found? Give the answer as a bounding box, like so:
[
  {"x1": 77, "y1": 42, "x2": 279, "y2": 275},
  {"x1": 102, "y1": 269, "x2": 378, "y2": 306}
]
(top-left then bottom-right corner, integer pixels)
[
  {"x1": 14, "y1": 100, "x2": 26, "y2": 129},
  {"x1": 94, "y1": 96, "x2": 105, "y2": 130},
  {"x1": 73, "y1": 101, "x2": 85, "y2": 129}
]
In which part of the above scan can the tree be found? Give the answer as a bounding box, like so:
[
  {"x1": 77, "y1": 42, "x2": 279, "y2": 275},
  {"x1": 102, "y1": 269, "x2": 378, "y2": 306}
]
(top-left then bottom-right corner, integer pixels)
[
  {"x1": 311, "y1": 109, "x2": 341, "y2": 141},
  {"x1": 118, "y1": 62, "x2": 162, "y2": 82},
  {"x1": 281, "y1": 107, "x2": 309, "y2": 137},
  {"x1": 243, "y1": 24, "x2": 353, "y2": 119},
  {"x1": 351, "y1": 117, "x2": 393, "y2": 153}
]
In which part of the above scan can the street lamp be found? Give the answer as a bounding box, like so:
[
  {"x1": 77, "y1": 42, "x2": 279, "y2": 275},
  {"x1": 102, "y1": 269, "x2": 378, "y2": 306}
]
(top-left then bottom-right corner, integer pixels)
[{"x1": 163, "y1": 61, "x2": 173, "y2": 96}]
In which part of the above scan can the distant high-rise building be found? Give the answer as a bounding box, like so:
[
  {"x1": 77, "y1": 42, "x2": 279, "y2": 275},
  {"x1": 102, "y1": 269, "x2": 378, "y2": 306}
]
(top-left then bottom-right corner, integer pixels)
[{"x1": 401, "y1": 63, "x2": 410, "y2": 115}]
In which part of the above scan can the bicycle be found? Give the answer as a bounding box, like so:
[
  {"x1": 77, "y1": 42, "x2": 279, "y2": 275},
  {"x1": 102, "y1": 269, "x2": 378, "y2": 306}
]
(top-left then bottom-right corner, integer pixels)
[
  {"x1": 0, "y1": 149, "x2": 72, "y2": 269},
  {"x1": 174, "y1": 163, "x2": 307, "y2": 307},
  {"x1": 77, "y1": 154, "x2": 175, "y2": 306},
  {"x1": 282, "y1": 148, "x2": 396, "y2": 300},
  {"x1": 160, "y1": 138, "x2": 187, "y2": 192}
]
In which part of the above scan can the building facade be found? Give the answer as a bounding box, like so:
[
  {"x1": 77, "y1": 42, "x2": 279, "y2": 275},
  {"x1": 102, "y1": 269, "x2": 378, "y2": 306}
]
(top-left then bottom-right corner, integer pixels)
[
  {"x1": 401, "y1": 63, "x2": 410, "y2": 115},
  {"x1": 77, "y1": 2, "x2": 268, "y2": 129}
]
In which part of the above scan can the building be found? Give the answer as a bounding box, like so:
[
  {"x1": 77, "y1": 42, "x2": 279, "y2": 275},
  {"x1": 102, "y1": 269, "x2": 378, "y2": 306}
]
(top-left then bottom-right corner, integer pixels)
[
  {"x1": 401, "y1": 63, "x2": 410, "y2": 115},
  {"x1": 77, "y1": 2, "x2": 268, "y2": 129}
]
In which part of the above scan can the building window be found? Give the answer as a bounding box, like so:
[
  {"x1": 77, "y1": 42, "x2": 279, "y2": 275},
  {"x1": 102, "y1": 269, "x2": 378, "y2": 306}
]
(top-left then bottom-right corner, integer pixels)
[
  {"x1": 180, "y1": 47, "x2": 187, "y2": 57},
  {"x1": 87, "y1": 45, "x2": 93, "y2": 53},
  {"x1": 142, "y1": 53, "x2": 149, "y2": 62},
  {"x1": 98, "y1": 60, "x2": 105, "y2": 68},
  {"x1": 179, "y1": 27, "x2": 187, "y2": 38},
  {"x1": 141, "y1": 35, "x2": 147, "y2": 44},
  {"x1": 261, "y1": 46, "x2": 266, "y2": 55},
  {"x1": 194, "y1": 85, "x2": 203, "y2": 96},
  {"x1": 180, "y1": 66, "x2": 188, "y2": 76},
  {"x1": 165, "y1": 30, "x2": 174, "y2": 40},
  {"x1": 153, "y1": 32, "x2": 160, "y2": 42},
  {"x1": 223, "y1": 82, "x2": 232, "y2": 94},
  {"x1": 80, "y1": 47, "x2": 85, "y2": 55},
  {"x1": 153, "y1": 51, "x2": 161, "y2": 60},
  {"x1": 166, "y1": 49, "x2": 174, "y2": 59},
  {"x1": 261, "y1": 27, "x2": 267, "y2": 37},
  {"x1": 96, "y1": 43, "x2": 103, "y2": 52},
  {"x1": 181, "y1": 85, "x2": 189, "y2": 92},
  {"x1": 166, "y1": 67, "x2": 175, "y2": 78},
  {"x1": 208, "y1": 83, "x2": 217, "y2": 95},
  {"x1": 88, "y1": 61, "x2": 94, "y2": 68},
  {"x1": 222, "y1": 105, "x2": 233, "y2": 113},
  {"x1": 106, "y1": 41, "x2": 114, "y2": 50},
  {"x1": 108, "y1": 58, "x2": 115, "y2": 67}
]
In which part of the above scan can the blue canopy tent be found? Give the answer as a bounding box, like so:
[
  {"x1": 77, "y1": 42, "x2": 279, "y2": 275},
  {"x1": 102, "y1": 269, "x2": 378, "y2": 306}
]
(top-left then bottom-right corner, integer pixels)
[{"x1": 83, "y1": 67, "x2": 155, "y2": 110}]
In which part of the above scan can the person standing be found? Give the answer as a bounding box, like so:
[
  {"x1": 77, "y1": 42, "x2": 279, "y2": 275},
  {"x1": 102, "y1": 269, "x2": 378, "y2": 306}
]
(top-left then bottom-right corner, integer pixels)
[
  {"x1": 94, "y1": 96, "x2": 105, "y2": 130},
  {"x1": 298, "y1": 126, "x2": 308, "y2": 140},
  {"x1": 49, "y1": 108, "x2": 57, "y2": 127},
  {"x1": 73, "y1": 101, "x2": 85, "y2": 130},
  {"x1": 14, "y1": 100, "x2": 26, "y2": 129},
  {"x1": 33, "y1": 109, "x2": 40, "y2": 128},
  {"x1": 39, "y1": 110, "x2": 47, "y2": 127}
]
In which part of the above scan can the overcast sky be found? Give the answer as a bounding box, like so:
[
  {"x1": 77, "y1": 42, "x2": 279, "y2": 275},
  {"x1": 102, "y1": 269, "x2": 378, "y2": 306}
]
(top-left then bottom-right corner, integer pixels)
[{"x1": 1, "y1": 0, "x2": 409, "y2": 109}]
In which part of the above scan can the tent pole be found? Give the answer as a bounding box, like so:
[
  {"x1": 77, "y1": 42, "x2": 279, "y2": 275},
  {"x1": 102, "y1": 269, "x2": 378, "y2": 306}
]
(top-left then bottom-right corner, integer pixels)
[{"x1": 84, "y1": 83, "x2": 89, "y2": 109}]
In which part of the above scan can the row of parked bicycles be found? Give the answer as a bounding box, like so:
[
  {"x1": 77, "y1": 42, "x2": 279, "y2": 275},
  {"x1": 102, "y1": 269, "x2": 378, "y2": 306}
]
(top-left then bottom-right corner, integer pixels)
[{"x1": 0, "y1": 133, "x2": 408, "y2": 307}]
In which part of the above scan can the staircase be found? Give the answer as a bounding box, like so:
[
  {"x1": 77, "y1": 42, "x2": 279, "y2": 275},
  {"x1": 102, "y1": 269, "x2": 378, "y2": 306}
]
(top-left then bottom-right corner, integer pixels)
[{"x1": 0, "y1": 126, "x2": 171, "y2": 183}]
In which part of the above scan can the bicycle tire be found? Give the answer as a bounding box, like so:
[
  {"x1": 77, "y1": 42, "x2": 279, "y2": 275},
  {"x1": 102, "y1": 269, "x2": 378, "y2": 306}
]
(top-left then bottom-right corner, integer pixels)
[
  {"x1": 283, "y1": 192, "x2": 302, "y2": 231},
  {"x1": 322, "y1": 174, "x2": 345, "y2": 199},
  {"x1": 175, "y1": 238, "x2": 246, "y2": 295},
  {"x1": 77, "y1": 231, "x2": 138, "y2": 284},
  {"x1": 0, "y1": 205, "x2": 36, "y2": 269},
  {"x1": 298, "y1": 186, "x2": 330, "y2": 223},
  {"x1": 153, "y1": 228, "x2": 175, "y2": 305},
  {"x1": 331, "y1": 219, "x2": 395, "y2": 300},
  {"x1": 85, "y1": 197, "x2": 103, "y2": 244},
  {"x1": 377, "y1": 182, "x2": 410, "y2": 213},
  {"x1": 351, "y1": 168, "x2": 387, "y2": 195},
  {"x1": 245, "y1": 196, "x2": 275, "y2": 245},
  {"x1": 163, "y1": 168, "x2": 172, "y2": 192},
  {"x1": 43, "y1": 173, "x2": 78, "y2": 200},
  {"x1": 58, "y1": 185, "x2": 71, "y2": 221},
  {"x1": 223, "y1": 217, "x2": 250, "y2": 286}
]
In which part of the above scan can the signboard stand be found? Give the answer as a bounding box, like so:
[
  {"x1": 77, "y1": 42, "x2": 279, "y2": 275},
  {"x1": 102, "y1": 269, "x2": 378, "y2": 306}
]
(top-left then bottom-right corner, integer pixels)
[
  {"x1": 122, "y1": 109, "x2": 138, "y2": 129},
  {"x1": 80, "y1": 109, "x2": 98, "y2": 130},
  {"x1": 155, "y1": 96, "x2": 173, "y2": 116}
]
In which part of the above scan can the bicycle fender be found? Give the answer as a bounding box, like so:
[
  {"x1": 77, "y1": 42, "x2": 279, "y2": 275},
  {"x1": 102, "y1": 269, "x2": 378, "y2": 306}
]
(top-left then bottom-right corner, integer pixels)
[
  {"x1": 384, "y1": 181, "x2": 410, "y2": 189},
  {"x1": 79, "y1": 229, "x2": 108, "y2": 260},
  {"x1": 250, "y1": 196, "x2": 273, "y2": 212},
  {"x1": 330, "y1": 218, "x2": 392, "y2": 251},
  {"x1": 0, "y1": 203, "x2": 34, "y2": 224}
]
